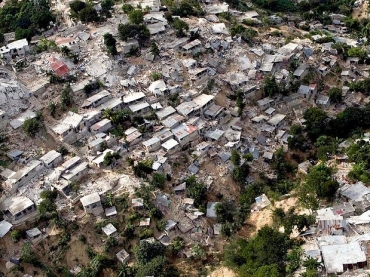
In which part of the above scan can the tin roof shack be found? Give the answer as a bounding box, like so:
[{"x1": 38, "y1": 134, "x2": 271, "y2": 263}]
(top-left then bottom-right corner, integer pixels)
[
  {"x1": 116, "y1": 248, "x2": 130, "y2": 263},
  {"x1": 61, "y1": 161, "x2": 88, "y2": 183},
  {"x1": 162, "y1": 138, "x2": 180, "y2": 156},
  {"x1": 293, "y1": 63, "x2": 309, "y2": 79},
  {"x1": 321, "y1": 242, "x2": 366, "y2": 274},
  {"x1": 297, "y1": 84, "x2": 317, "y2": 100},
  {"x1": 123, "y1": 92, "x2": 145, "y2": 105},
  {"x1": 98, "y1": 98, "x2": 124, "y2": 112},
  {"x1": 156, "y1": 106, "x2": 176, "y2": 120},
  {"x1": 82, "y1": 90, "x2": 111, "y2": 109},
  {"x1": 132, "y1": 198, "x2": 144, "y2": 209},
  {"x1": 182, "y1": 39, "x2": 202, "y2": 54},
  {"x1": 26, "y1": 227, "x2": 42, "y2": 240},
  {"x1": 1, "y1": 196, "x2": 36, "y2": 223},
  {"x1": 172, "y1": 124, "x2": 199, "y2": 147},
  {"x1": 176, "y1": 101, "x2": 200, "y2": 119},
  {"x1": 0, "y1": 220, "x2": 12, "y2": 238},
  {"x1": 52, "y1": 112, "x2": 83, "y2": 142},
  {"x1": 257, "y1": 97, "x2": 274, "y2": 110},
  {"x1": 121, "y1": 39, "x2": 139, "y2": 54},
  {"x1": 340, "y1": 182, "x2": 370, "y2": 203},
  {"x1": 128, "y1": 101, "x2": 151, "y2": 115},
  {"x1": 316, "y1": 94, "x2": 330, "y2": 108},
  {"x1": 204, "y1": 104, "x2": 224, "y2": 119},
  {"x1": 162, "y1": 113, "x2": 185, "y2": 129},
  {"x1": 267, "y1": 113, "x2": 286, "y2": 129},
  {"x1": 193, "y1": 94, "x2": 214, "y2": 113},
  {"x1": 143, "y1": 137, "x2": 161, "y2": 152},
  {"x1": 206, "y1": 202, "x2": 219, "y2": 219},
  {"x1": 80, "y1": 192, "x2": 103, "y2": 215},
  {"x1": 7, "y1": 149, "x2": 23, "y2": 161},
  {"x1": 102, "y1": 223, "x2": 117, "y2": 236},
  {"x1": 5, "y1": 160, "x2": 44, "y2": 191},
  {"x1": 316, "y1": 208, "x2": 346, "y2": 235},
  {"x1": 90, "y1": 118, "x2": 112, "y2": 134},
  {"x1": 122, "y1": 127, "x2": 142, "y2": 147},
  {"x1": 40, "y1": 150, "x2": 62, "y2": 168},
  {"x1": 81, "y1": 110, "x2": 102, "y2": 130}
]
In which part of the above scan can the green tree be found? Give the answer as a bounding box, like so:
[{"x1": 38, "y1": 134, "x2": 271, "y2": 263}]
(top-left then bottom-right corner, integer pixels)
[
  {"x1": 232, "y1": 163, "x2": 250, "y2": 186},
  {"x1": 61, "y1": 84, "x2": 73, "y2": 110},
  {"x1": 103, "y1": 151, "x2": 120, "y2": 166},
  {"x1": 49, "y1": 101, "x2": 57, "y2": 117},
  {"x1": 0, "y1": 31, "x2": 4, "y2": 44},
  {"x1": 118, "y1": 23, "x2": 150, "y2": 44},
  {"x1": 135, "y1": 241, "x2": 164, "y2": 264},
  {"x1": 79, "y1": 6, "x2": 99, "y2": 23},
  {"x1": 101, "y1": 0, "x2": 114, "y2": 11},
  {"x1": 186, "y1": 175, "x2": 207, "y2": 207},
  {"x1": 151, "y1": 173, "x2": 166, "y2": 189},
  {"x1": 263, "y1": 75, "x2": 280, "y2": 97},
  {"x1": 173, "y1": 18, "x2": 189, "y2": 37},
  {"x1": 303, "y1": 108, "x2": 329, "y2": 140},
  {"x1": 11, "y1": 230, "x2": 22, "y2": 242},
  {"x1": 306, "y1": 163, "x2": 338, "y2": 200},
  {"x1": 150, "y1": 41, "x2": 160, "y2": 56},
  {"x1": 231, "y1": 150, "x2": 241, "y2": 166},
  {"x1": 122, "y1": 3, "x2": 134, "y2": 14},
  {"x1": 224, "y1": 226, "x2": 290, "y2": 275},
  {"x1": 128, "y1": 9, "x2": 144, "y2": 24},
  {"x1": 70, "y1": 0, "x2": 86, "y2": 15},
  {"x1": 22, "y1": 118, "x2": 41, "y2": 137},
  {"x1": 103, "y1": 32, "x2": 117, "y2": 55},
  {"x1": 328, "y1": 87, "x2": 342, "y2": 103},
  {"x1": 253, "y1": 264, "x2": 282, "y2": 277}
]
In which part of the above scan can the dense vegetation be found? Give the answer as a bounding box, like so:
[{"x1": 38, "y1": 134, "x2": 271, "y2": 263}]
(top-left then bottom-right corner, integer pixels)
[{"x1": 0, "y1": 0, "x2": 55, "y2": 41}]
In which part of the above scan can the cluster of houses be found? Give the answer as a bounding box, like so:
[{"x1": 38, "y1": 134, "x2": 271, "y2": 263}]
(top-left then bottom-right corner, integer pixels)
[{"x1": 1, "y1": 0, "x2": 370, "y2": 273}]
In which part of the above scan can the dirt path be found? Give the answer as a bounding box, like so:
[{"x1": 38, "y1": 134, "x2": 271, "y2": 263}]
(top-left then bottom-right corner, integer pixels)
[
  {"x1": 209, "y1": 266, "x2": 236, "y2": 277},
  {"x1": 353, "y1": 0, "x2": 369, "y2": 19}
]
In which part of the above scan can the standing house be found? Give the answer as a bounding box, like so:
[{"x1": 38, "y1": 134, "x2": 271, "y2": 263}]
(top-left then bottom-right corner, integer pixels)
[
  {"x1": 176, "y1": 101, "x2": 200, "y2": 119},
  {"x1": 316, "y1": 94, "x2": 330, "y2": 108},
  {"x1": 172, "y1": 124, "x2": 199, "y2": 147},
  {"x1": 98, "y1": 98, "x2": 124, "y2": 112},
  {"x1": 297, "y1": 84, "x2": 317, "y2": 100},
  {"x1": 257, "y1": 97, "x2": 274, "y2": 110},
  {"x1": 0, "y1": 38, "x2": 29, "y2": 59},
  {"x1": 1, "y1": 196, "x2": 36, "y2": 223},
  {"x1": 204, "y1": 104, "x2": 224, "y2": 119},
  {"x1": 123, "y1": 92, "x2": 145, "y2": 106},
  {"x1": 80, "y1": 110, "x2": 102, "y2": 130},
  {"x1": 161, "y1": 138, "x2": 180, "y2": 156},
  {"x1": 128, "y1": 101, "x2": 151, "y2": 115},
  {"x1": 321, "y1": 242, "x2": 366, "y2": 274},
  {"x1": 161, "y1": 113, "x2": 185, "y2": 129},
  {"x1": 156, "y1": 106, "x2": 176, "y2": 121},
  {"x1": 192, "y1": 94, "x2": 214, "y2": 112},
  {"x1": 61, "y1": 161, "x2": 89, "y2": 183},
  {"x1": 90, "y1": 118, "x2": 112, "y2": 134},
  {"x1": 81, "y1": 90, "x2": 111, "y2": 109},
  {"x1": 80, "y1": 192, "x2": 102, "y2": 215},
  {"x1": 182, "y1": 39, "x2": 202, "y2": 54},
  {"x1": 267, "y1": 114, "x2": 286, "y2": 129},
  {"x1": 26, "y1": 227, "x2": 42, "y2": 240},
  {"x1": 6, "y1": 160, "x2": 44, "y2": 191},
  {"x1": 39, "y1": 150, "x2": 63, "y2": 168},
  {"x1": 143, "y1": 137, "x2": 161, "y2": 152},
  {"x1": 123, "y1": 127, "x2": 142, "y2": 147},
  {"x1": 52, "y1": 112, "x2": 83, "y2": 142},
  {"x1": 293, "y1": 63, "x2": 309, "y2": 79}
]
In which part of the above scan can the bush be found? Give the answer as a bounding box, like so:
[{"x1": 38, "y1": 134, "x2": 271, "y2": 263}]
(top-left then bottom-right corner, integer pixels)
[
  {"x1": 11, "y1": 230, "x2": 22, "y2": 242},
  {"x1": 22, "y1": 118, "x2": 41, "y2": 137},
  {"x1": 128, "y1": 9, "x2": 144, "y2": 24},
  {"x1": 103, "y1": 151, "x2": 120, "y2": 166},
  {"x1": 103, "y1": 33, "x2": 117, "y2": 55}
]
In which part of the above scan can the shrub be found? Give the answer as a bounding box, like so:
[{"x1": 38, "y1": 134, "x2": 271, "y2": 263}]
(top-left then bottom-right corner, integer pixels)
[{"x1": 22, "y1": 118, "x2": 41, "y2": 137}]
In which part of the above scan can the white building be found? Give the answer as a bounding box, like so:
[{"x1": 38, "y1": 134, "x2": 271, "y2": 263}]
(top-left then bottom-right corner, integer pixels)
[{"x1": 0, "y1": 39, "x2": 29, "y2": 59}]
